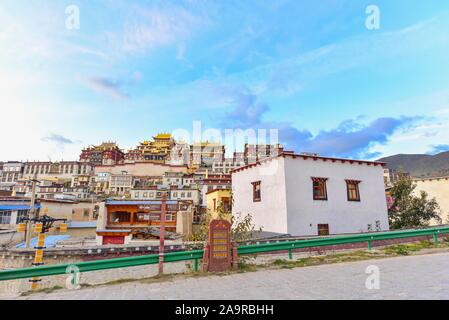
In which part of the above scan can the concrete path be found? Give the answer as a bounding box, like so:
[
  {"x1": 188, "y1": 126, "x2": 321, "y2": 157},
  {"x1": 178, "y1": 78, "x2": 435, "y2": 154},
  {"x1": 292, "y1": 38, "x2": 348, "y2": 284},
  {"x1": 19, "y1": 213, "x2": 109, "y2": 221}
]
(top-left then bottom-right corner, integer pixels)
[{"x1": 13, "y1": 252, "x2": 449, "y2": 300}]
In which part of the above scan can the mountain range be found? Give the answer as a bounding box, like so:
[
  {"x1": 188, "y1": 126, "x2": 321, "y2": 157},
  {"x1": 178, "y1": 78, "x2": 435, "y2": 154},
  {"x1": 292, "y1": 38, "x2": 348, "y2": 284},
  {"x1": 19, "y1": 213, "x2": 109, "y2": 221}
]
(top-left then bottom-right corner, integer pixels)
[{"x1": 378, "y1": 151, "x2": 449, "y2": 178}]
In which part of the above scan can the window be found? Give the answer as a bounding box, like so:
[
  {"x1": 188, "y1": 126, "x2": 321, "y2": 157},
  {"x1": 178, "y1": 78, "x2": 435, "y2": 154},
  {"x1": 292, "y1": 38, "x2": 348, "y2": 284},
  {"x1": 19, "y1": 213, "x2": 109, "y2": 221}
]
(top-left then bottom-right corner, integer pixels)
[
  {"x1": 346, "y1": 180, "x2": 361, "y2": 202},
  {"x1": 318, "y1": 224, "x2": 330, "y2": 236},
  {"x1": 0, "y1": 211, "x2": 12, "y2": 225},
  {"x1": 16, "y1": 210, "x2": 28, "y2": 224},
  {"x1": 222, "y1": 197, "x2": 231, "y2": 212},
  {"x1": 312, "y1": 177, "x2": 328, "y2": 200},
  {"x1": 135, "y1": 212, "x2": 149, "y2": 222},
  {"x1": 149, "y1": 213, "x2": 160, "y2": 221},
  {"x1": 252, "y1": 181, "x2": 261, "y2": 202},
  {"x1": 110, "y1": 211, "x2": 131, "y2": 223}
]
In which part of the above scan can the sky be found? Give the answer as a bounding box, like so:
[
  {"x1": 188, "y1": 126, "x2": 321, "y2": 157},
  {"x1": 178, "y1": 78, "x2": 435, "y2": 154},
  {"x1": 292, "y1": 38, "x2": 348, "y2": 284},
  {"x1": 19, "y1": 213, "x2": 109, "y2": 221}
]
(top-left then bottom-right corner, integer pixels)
[{"x1": 1, "y1": 0, "x2": 449, "y2": 162}]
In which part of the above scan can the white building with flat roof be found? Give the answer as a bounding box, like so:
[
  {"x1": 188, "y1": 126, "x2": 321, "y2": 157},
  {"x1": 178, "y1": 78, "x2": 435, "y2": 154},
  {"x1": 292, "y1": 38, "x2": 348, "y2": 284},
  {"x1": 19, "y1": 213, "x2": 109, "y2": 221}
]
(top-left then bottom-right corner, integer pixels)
[{"x1": 232, "y1": 153, "x2": 389, "y2": 236}]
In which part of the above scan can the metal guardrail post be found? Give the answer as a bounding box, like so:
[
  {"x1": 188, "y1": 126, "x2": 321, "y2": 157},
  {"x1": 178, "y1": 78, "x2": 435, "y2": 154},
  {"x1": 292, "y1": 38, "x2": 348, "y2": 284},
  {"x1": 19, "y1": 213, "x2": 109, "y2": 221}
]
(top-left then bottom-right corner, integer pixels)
[
  {"x1": 434, "y1": 232, "x2": 439, "y2": 244},
  {"x1": 288, "y1": 248, "x2": 293, "y2": 260},
  {"x1": 367, "y1": 240, "x2": 372, "y2": 251},
  {"x1": 194, "y1": 258, "x2": 199, "y2": 272}
]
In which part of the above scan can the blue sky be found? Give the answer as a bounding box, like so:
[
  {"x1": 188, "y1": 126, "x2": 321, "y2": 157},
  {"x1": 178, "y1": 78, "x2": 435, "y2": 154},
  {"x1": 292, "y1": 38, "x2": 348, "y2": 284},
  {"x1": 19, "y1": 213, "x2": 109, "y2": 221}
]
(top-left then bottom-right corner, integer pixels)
[{"x1": 1, "y1": 0, "x2": 449, "y2": 161}]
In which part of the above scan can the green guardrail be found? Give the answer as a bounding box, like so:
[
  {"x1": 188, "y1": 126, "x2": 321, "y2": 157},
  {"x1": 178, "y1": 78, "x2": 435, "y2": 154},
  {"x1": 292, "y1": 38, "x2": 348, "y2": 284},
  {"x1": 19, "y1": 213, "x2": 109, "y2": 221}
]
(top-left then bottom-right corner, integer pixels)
[
  {"x1": 237, "y1": 226, "x2": 449, "y2": 258},
  {"x1": 1, "y1": 226, "x2": 448, "y2": 282},
  {"x1": 0, "y1": 250, "x2": 203, "y2": 281}
]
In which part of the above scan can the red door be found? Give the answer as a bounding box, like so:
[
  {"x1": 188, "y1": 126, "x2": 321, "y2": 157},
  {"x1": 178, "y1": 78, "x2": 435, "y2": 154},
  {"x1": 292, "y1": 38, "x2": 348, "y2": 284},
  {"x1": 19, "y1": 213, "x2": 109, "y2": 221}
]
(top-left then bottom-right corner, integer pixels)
[{"x1": 103, "y1": 236, "x2": 125, "y2": 245}]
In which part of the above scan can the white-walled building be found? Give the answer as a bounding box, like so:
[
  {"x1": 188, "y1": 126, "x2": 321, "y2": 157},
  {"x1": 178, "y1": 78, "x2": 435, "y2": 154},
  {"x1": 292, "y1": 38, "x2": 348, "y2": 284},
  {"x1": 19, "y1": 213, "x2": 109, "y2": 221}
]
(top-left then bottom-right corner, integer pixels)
[
  {"x1": 414, "y1": 176, "x2": 449, "y2": 225},
  {"x1": 232, "y1": 153, "x2": 389, "y2": 236},
  {"x1": 130, "y1": 186, "x2": 200, "y2": 206},
  {"x1": 0, "y1": 162, "x2": 24, "y2": 189},
  {"x1": 212, "y1": 158, "x2": 245, "y2": 174},
  {"x1": 109, "y1": 173, "x2": 133, "y2": 195}
]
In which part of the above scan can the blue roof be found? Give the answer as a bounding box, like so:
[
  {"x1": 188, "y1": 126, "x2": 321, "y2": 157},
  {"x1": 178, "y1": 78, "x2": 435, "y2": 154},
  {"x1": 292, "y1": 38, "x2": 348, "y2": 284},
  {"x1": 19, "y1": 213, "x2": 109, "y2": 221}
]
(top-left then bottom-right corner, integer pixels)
[
  {"x1": 15, "y1": 235, "x2": 70, "y2": 248},
  {"x1": 106, "y1": 200, "x2": 178, "y2": 205},
  {"x1": 0, "y1": 204, "x2": 41, "y2": 210}
]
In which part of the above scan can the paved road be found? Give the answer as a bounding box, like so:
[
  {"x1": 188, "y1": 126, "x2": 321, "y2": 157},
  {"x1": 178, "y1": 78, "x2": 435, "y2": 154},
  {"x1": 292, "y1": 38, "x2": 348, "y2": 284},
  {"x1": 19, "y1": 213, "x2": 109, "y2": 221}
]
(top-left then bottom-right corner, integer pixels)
[{"x1": 14, "y1": 252, "x2": 449, "y2": 300}]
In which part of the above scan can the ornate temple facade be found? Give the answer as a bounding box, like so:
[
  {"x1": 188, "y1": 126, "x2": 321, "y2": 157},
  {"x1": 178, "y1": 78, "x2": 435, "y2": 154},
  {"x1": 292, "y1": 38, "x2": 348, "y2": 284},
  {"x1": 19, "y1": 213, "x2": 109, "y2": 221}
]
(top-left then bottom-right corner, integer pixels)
[
  {"x1": 190, "y1": 141, "x2": 225, "y2": 168},
  {"x1": 125, "y1": 133, "x2": 175, "y2": 163},
  {"x1": 80, "y1": 142, "x2": 125, "y2": 166}
]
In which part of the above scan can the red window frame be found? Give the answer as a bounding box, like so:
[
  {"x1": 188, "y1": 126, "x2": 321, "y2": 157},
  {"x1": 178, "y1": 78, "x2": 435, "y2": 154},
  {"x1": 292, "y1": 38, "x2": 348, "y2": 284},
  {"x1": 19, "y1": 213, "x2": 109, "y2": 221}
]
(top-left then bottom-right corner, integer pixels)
[
  {"x1": 346, "y1": 180, "x2": 361, "y2": 202},
  {"x1": 312, "y1": 177, "x2": 328, "y2": 200}
]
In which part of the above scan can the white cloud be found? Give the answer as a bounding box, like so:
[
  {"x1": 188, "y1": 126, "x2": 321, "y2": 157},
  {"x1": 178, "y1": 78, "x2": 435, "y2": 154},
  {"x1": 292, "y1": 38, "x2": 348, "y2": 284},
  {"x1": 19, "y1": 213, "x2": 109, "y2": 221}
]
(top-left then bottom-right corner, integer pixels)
[{"x1": 119, "y1": 5, "x2": 205, "y2": 54}]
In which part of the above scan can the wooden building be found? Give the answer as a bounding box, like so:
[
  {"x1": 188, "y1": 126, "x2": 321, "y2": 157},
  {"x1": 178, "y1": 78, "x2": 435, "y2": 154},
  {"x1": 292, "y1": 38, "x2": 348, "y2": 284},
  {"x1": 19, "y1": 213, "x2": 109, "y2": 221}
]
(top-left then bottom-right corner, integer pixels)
[{"x1": 96, "y1": 199, "x2": 194, "y2": 244}]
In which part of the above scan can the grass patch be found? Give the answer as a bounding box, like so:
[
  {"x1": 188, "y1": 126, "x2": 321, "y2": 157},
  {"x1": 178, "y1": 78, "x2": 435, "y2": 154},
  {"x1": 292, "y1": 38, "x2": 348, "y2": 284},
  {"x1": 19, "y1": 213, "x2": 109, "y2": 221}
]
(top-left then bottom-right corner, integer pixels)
[
  {"x1": 237, "y1": 261, "x2": 260, "y2": 273},
  {"x1": 270, "y1": 250, "x2": 377, "y2": 269},
  {"x1": 383, "y1": 240, "x2": 437, "y2": 256}
]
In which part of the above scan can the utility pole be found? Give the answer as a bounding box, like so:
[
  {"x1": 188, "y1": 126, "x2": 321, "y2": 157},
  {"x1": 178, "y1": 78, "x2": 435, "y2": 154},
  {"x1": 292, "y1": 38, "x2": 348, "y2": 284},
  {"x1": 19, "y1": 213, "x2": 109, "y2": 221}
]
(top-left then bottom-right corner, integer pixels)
[
  {"x1": 158, "y1": 192, "x2": 167, "y2": 275},
  {"x1": 25, "y1": 175, "x2": 38, "y2": 249}
]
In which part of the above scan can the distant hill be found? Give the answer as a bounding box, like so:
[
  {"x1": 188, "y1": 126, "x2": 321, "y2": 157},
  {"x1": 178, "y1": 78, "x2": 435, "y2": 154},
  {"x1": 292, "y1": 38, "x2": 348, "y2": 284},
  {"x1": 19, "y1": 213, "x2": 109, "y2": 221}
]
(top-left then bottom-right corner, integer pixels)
[{"x1": 378, "y1": 151, "x2": 449, "y2": 178}]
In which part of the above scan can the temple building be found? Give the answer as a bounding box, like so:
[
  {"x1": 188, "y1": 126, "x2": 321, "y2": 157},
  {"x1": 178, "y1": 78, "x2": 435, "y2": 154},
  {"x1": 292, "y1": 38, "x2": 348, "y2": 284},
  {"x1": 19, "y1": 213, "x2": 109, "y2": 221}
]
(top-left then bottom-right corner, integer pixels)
[
  {"x1": 168, "y1": 141, "x2": 190, "y2": 165},
  {"x1": 80, "y1": 142, "x2": 125, "y2": 166},
  {"x1": 244, "y1": 143, "x2": 284, "y2": 165},
  {"x1": 190, "y1": 141, "x2": 225, "y2": 168},
  {"x1": 126, "y1": 133, "x2": 175, "y2": 163}
]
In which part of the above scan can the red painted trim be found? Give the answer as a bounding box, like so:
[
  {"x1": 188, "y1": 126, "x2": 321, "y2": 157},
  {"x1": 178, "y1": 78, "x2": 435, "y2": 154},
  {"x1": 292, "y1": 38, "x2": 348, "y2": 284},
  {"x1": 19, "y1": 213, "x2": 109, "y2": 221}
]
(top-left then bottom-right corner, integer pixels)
[{"x1": 231, "y1": 152, "x2": 387, "y2": 174}]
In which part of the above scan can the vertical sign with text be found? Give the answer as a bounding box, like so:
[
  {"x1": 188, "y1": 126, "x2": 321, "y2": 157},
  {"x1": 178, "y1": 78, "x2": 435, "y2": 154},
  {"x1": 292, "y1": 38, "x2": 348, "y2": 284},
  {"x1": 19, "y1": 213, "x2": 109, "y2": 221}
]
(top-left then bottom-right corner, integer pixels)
[{"x1": 207, "y1": 219, "x2": 232, "y2": 272}]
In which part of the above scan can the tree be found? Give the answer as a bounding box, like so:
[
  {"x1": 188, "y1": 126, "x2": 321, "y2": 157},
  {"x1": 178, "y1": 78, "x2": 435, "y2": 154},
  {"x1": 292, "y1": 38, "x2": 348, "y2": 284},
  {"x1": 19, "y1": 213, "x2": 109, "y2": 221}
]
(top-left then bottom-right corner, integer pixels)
[
  {"x1": 388, "y1": 172, "x2": 441, "y2": 229},
  {"x1": 190, "y1": 193, "x2": 261, "y2": 242}
]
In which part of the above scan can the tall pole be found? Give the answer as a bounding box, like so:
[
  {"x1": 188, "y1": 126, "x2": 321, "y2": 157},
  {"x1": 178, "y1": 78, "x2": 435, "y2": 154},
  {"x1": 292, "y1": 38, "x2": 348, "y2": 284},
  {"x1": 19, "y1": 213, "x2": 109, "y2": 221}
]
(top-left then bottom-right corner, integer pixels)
[
  {"x1": 158, "y1": 192, "x2": 167, "y2": 275},
  {"x1": 25, "y1": 176, "x2": 37, "y2": 249}
]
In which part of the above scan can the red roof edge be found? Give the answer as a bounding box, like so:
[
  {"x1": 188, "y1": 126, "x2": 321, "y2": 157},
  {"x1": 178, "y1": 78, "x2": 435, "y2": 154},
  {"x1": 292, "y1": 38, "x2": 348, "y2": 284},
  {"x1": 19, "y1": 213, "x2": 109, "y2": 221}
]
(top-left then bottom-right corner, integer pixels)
[{"x1": 231, "y1": 153, "x2": 387, "y2": 174}]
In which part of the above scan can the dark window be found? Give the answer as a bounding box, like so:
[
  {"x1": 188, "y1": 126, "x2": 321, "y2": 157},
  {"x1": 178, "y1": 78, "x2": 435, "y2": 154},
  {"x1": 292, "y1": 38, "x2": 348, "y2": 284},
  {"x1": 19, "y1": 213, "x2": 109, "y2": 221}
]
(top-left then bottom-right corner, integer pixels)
[
  {"x1": 110, "y1": 211, "x2": 131, "y2": 223},
  {"x1": 312, "y1": 178, "x2": 328, "y2": 200},
  {"x1": 134, "y1": 212, "x2": 149, "y2": 222},
  {"x1": 252, "y1": 181, "x2": 261, "y2": 202},
  {"x1": 318, "y1": 224, "x2": 330, "y2": 236},
  {"x1": 346, "y1": 180, "x2": 361, "y2": 201},
  {"x1": 222, "y1": 197, "x2": 231, "y2": 212}
]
